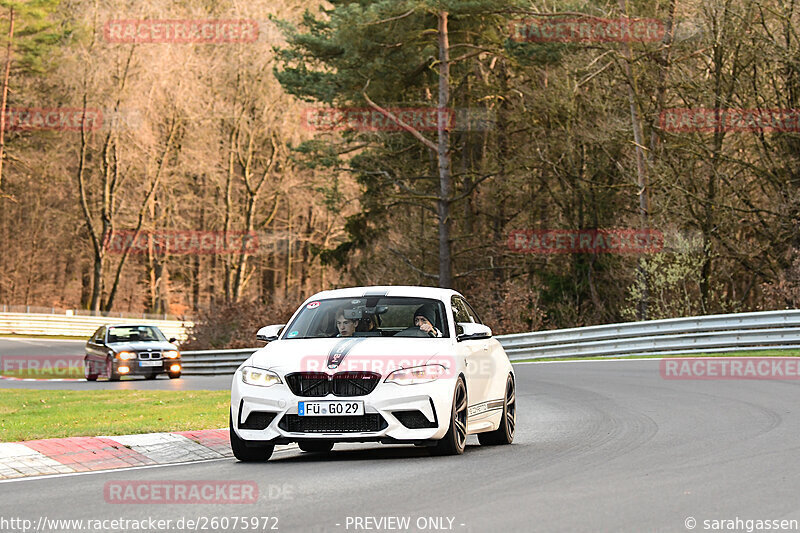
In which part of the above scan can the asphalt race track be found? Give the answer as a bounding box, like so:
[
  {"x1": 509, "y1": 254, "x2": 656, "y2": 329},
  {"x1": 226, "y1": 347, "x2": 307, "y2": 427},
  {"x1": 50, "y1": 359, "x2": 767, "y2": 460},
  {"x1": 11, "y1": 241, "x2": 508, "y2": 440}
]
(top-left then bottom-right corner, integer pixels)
[
  {"x1": 0, "y1": 337, "x2": 86, "y2": 358},
  {"x1": 3, "y1": 354, "x2": 800, "y2": 532},
  {"x1": 0, "y1": 338, "x2": 232, "y2": 390}
]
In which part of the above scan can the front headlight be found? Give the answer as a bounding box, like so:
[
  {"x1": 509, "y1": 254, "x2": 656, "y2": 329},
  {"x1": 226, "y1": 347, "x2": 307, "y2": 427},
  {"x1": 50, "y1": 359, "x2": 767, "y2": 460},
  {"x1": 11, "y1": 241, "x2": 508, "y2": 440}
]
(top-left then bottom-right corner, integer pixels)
[
  {"x1": 117, "y1": 351, "x2": 136, "y2": 360},
  {"x1": 163, "y1": 350, "x2": 179, "y2": 359},
  {"x1": 385, "y1": 364, "x2": 446, "y2": 385},
  {"x1": 241, "y1": 366, "x2": 282, "y2": 387}
]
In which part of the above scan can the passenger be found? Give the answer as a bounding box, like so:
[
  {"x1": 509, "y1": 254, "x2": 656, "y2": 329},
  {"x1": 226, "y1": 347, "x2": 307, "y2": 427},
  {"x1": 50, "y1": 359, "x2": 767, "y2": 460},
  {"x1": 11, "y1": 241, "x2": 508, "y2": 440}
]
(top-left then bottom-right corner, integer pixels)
[
  {"x1": 335, "y1": 308, "x2": 358, "y2": 337},
  {"x1": 414, "y1": 304, "x2": 442, "y2": 337},
  {"x1": 356, "y1": 314, "x2": 378, "y2": 333}
]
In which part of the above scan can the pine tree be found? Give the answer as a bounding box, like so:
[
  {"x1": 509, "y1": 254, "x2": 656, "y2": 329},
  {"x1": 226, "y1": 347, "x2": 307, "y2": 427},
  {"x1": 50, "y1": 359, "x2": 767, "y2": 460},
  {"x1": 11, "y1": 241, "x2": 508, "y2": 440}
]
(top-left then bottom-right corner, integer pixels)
[{"x1": 275, "y1": 0, "x2": 525, "y2": 288}]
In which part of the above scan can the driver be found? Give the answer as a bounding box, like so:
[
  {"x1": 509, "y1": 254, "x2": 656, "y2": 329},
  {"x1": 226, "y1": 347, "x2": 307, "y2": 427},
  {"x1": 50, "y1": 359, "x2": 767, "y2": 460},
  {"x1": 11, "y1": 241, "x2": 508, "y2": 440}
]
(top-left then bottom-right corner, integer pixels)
[
  {"x1": 335, "y1": 308, "x2": 358, "y2": 337},
  {"x1": 414, "y1": 304, "x2": 442, "y2": 337}
]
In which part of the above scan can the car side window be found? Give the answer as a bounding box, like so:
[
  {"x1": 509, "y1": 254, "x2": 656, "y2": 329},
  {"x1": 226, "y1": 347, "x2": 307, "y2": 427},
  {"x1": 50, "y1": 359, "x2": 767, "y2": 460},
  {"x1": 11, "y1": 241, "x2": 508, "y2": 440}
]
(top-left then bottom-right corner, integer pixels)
[
  {"x1": 461, "y1": 299, "x2": 483, "y2": 325},
  {"x1": 91, "y1": 327, "x2": 105, "y2": 344},
  {"x1": 451, "y1": 297, "x2": 471, "y2": 325}
]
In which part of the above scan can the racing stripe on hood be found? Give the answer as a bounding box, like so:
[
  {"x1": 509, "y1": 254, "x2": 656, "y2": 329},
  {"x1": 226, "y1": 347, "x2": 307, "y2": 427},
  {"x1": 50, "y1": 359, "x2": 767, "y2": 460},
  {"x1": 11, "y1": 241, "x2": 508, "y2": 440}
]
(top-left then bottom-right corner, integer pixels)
[{"x1": 327, "y1": 337, "x2": 365, "y2": 369}]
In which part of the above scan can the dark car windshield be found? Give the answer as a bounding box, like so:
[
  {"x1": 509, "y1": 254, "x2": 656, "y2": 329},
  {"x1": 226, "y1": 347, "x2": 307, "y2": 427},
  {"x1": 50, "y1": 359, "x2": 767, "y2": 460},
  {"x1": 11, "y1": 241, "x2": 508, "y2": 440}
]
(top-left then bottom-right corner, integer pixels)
[
  {"x1": 107, "y1": 326, "x2": 166, "y2": 343},
  {"x1": 283, "y1": 296, "x2": 449, "y2": 339}
]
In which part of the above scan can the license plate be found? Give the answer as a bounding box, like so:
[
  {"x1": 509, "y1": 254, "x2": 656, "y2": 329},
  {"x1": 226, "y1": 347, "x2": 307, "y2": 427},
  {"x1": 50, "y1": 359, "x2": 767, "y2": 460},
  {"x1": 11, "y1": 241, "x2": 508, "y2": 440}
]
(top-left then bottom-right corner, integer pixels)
[
  {"x1": 298, "y1": 401, "x2": 364, "y2": 416},
  {"x1": 139, "y1": 360, "x2": 162, "y2": 367}
]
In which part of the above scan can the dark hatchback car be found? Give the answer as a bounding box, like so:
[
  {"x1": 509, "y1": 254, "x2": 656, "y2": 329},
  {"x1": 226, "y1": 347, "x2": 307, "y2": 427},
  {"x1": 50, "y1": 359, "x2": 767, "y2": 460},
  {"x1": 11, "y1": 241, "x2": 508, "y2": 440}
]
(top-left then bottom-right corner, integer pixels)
[{"x1": 84, "y1": 324, "x2": 182, "y2": 381}]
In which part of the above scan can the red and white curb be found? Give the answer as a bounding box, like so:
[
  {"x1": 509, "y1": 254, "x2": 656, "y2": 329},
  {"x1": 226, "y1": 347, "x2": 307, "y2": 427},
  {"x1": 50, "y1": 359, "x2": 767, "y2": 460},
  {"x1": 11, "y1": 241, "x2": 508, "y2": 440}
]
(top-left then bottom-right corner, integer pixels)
[
  {"x1": 0, "y1": 429, "x2": 242, "y2": 480},
  {"x1": 0, "y1": 376, "x2": 84, "y2": 382}
]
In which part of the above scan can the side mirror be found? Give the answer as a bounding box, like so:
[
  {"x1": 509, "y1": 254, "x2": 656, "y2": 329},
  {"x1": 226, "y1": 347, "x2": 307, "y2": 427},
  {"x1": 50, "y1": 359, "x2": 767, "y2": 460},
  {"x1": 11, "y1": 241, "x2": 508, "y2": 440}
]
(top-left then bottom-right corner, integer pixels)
[
  {"x1": 257, "y1": 324, "x2": 286, "y2": 342},
  {"x1": 456, "y1": 322, "x2": 492, "y2": 342},
  {"x1": 168, "y1": 337, "x2": 177, "y2": 344}
]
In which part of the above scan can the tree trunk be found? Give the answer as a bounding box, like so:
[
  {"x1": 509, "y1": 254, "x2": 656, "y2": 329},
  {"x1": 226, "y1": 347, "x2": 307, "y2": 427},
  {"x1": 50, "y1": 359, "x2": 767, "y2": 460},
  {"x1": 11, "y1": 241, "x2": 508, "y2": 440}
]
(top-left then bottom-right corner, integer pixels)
[
  {"x1": 0, "y1": 6, "x2": 14, "y2": 193},
  {"x1": 232, "y1": 193, "x2": 257, "y2": 301},
  {"x1": 76, "y1": 89, "x2": 105, "y2": 311},
  {"x1": 648, "y1": 0, "x2": 677, "y2": 159},
  {"x1": 492, "y1": 60, "x2": 510, "y2": 284},
  {"x1": 80, "y1": 261, "x2": 91, "y2": 308},
  {"x1": 285, "y1": 201, "x2": 293, "y2": 299},
  {"x1": 192, "y1": 175, "x2": 205, "y2": 312},
  {"x1": 436, "y1": 11, "x2": 453, "y2": 288},
  {"x1": 223, "y1": 127, "x2": 235, "y2": 303},
  {"x1": 618, "y1": 0, "x2": 651, "y2": 319}
]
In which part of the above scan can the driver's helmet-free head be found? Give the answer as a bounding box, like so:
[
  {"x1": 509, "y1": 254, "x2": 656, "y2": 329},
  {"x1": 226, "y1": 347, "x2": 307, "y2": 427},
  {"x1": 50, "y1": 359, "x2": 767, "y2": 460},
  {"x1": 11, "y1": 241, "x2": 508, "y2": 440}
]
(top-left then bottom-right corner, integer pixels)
[{"x1": 413, "y1": 303, "x2": 437, "y2": 328}]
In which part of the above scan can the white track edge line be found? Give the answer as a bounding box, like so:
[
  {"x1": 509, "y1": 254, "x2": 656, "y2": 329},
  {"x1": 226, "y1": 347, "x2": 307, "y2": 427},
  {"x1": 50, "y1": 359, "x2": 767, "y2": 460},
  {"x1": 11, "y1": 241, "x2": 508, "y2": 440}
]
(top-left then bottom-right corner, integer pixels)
[
  {"x1": 512, "y1": 357, "x2": 665, "y2": 365},
  {"x1": 512, "y1": 356, "x2": 800, "y2": 365},
  {"x1": 0, "y1": 445, "x2": 299, "y2": 484}
]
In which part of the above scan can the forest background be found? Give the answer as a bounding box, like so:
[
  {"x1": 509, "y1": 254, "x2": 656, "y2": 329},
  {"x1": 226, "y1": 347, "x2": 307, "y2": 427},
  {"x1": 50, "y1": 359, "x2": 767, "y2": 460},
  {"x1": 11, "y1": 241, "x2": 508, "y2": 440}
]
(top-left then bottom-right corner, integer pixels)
[{"x1": 1, "y1": 0, "x2": 798, "y2": 348}]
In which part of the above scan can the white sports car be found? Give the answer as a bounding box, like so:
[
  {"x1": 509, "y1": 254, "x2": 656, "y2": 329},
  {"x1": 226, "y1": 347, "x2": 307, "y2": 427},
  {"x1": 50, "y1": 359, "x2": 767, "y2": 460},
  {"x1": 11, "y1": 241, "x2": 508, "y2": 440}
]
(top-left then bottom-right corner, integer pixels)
[{"x1": 229, "y1": 286, "x2": 515, "y2": 461}]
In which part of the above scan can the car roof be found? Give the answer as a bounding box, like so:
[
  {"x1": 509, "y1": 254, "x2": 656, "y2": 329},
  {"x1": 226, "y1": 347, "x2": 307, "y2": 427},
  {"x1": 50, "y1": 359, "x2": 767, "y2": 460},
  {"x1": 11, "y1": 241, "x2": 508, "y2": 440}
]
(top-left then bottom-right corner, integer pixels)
[
  {"x1": 305, "y1": 285, "x2": 464, "y2": 303},
  {"x1": 102, "y1": 324, "x2": 164, "y2": 329}
]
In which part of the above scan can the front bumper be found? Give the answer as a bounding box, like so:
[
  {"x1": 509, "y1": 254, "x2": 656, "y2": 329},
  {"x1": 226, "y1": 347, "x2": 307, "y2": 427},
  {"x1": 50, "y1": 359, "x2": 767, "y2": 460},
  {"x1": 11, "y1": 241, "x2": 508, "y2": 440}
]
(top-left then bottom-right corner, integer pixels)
[
  {"x1": 231, "y1": 370, "x2": 455, "y2": 444},
  {"x1": 116, "y1": 358, "x2": 182, "y2": 375}
]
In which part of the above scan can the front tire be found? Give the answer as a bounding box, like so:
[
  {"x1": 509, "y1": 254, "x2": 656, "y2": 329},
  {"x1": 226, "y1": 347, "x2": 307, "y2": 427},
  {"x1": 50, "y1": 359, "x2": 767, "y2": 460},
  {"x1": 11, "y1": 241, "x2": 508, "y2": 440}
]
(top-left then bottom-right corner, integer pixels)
[
  {"x1": 298, "y1": 441, "x2": 334, "y2": 453},
  {"x1": 84, "y1": 359, "x2": 98, "y2": 382},
  {"x1": 168, "y1": 372, "x2": 181, "y2": 379},
  {"x1": 478, "y1": 374, "x2": 515, "y2": 446},
  {"x1": 106, "y1": 357, "x2": 120, "y2": 382},
  {"x1": 229, "y1": 414, "x2": 274, "y2": 462},
  {"x1": 431, "y1": 377, "x2": 467, "y2": 456}
]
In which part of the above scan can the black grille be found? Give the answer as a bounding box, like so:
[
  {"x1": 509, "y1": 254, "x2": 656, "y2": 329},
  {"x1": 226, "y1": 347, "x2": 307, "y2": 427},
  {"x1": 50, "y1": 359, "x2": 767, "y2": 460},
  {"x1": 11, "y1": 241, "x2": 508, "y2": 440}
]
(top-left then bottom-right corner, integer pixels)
[
  {"x1": 285, "y1": 372, "x2": 330, "y2": 397},
  {"x1": 138, "y1": 351, "x2": 162, "y2": 360},
  {"x1": 285, "y1": 372, "x2": 381, "y2": 397},
  {"x1": 393, "y1": 410, "x2": 437, "y2": 429},
  {"x1": 279, "y1": 414, "x2": 387, "y2": 433},
  {"x1": 239, "y1": 411, "x2": 277, "y2": 430},
  {"x1": 332, "y1": 372, "x2": 380, "y2": 396}
]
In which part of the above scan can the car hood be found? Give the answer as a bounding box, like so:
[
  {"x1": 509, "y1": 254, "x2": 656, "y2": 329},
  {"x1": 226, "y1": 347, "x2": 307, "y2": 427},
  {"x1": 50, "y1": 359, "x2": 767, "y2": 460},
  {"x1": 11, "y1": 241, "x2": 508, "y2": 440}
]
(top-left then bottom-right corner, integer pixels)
[
  {"x1": 246, "y1": 337, "x2": 450, "y2": 375},
  {"x1": 106, "y1": 341, "x2": 178, "y2": 352}
]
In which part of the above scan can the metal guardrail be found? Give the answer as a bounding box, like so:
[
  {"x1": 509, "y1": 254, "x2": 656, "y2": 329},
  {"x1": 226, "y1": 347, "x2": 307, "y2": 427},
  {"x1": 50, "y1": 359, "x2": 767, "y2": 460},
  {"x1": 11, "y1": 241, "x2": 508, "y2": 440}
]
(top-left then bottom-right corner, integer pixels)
[
  {"x1": 500, "y1": 309, "x2": 800, "y2": 360},
  {"x1": 180, "y1": 349, "x2": 257, "y2": 376},
  {"x1": 0, "y1": 304, "x2": 183, "y2": 321},
  {"x1": 0, "y1": 312, "x2": 192, "y2": 341},
  {"x1": 178, "y1": 309, "x2": 800, "y2": 375}
]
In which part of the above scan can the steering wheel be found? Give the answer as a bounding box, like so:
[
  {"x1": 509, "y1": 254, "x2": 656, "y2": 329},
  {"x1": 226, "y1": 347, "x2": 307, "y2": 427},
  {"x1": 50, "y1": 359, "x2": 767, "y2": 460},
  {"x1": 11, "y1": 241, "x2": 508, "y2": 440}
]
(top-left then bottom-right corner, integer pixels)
[{"x1": 394, "y1": 327, "x2": 430, "y2": 338}]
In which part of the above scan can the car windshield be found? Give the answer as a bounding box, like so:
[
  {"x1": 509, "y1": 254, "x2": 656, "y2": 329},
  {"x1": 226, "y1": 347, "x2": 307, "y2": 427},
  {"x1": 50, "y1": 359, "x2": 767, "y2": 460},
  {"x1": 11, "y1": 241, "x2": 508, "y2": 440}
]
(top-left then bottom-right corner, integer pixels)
[
  {"x1": 283, "y1": 296, "x2": 449, "y2": 339},
  {"x1": 107, "y1": 326, "x2": 166, "y2": 343}
]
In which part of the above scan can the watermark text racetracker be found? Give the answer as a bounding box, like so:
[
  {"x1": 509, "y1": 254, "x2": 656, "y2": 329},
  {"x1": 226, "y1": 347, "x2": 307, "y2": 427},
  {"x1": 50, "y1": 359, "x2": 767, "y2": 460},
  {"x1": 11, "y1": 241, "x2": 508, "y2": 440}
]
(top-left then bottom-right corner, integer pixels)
[
  {"x1": 104, "y1": 19, "x2": 259, "y2": 43},
  {"x1": 508, "y1": 229, "x2": 663, "y2": 254},
  {"x1": 103, "y1": 481, "x2": 280, "y2": 504},
  {"x1": 660, "y1": 108, "x2": 800, "y2": 133},
  {"x1": 510, "y1": 17, "x2": 665, "y2": 43},
  {"x1": 0, "y1": 355, "x2": 83, "y2": 377},
  {"x1": 104, "y1": 230, "x2": 259, "y2": 256},
  {"x1": 300, "y1": 354, "x2": 497, "y2": 380},
  {"x1": 2, "y1": 108, "x2": 102, "y2": 131},
  {"x1": 662, "y1": 358, "x2": 800, "y2": 380},
  {"x1": 2, "y1": 107, "x2": 142, "y2": 132},
  {"x1": 0, "y1": 515, "x2": 279, "y2": 532},
  {"x1": 303, "y1": 107, "x2": 495, "y2": 132}
]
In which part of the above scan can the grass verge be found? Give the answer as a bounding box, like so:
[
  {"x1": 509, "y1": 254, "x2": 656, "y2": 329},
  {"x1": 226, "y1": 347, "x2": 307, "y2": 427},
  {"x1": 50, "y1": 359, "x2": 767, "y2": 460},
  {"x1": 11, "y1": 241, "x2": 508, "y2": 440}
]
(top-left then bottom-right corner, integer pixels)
[
  {"x1": 513, "y1": 349, "x2": 800, "y2": 364},
  {"x1": 0, "y1": 389, "x2": 230, "y2": 442}
]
